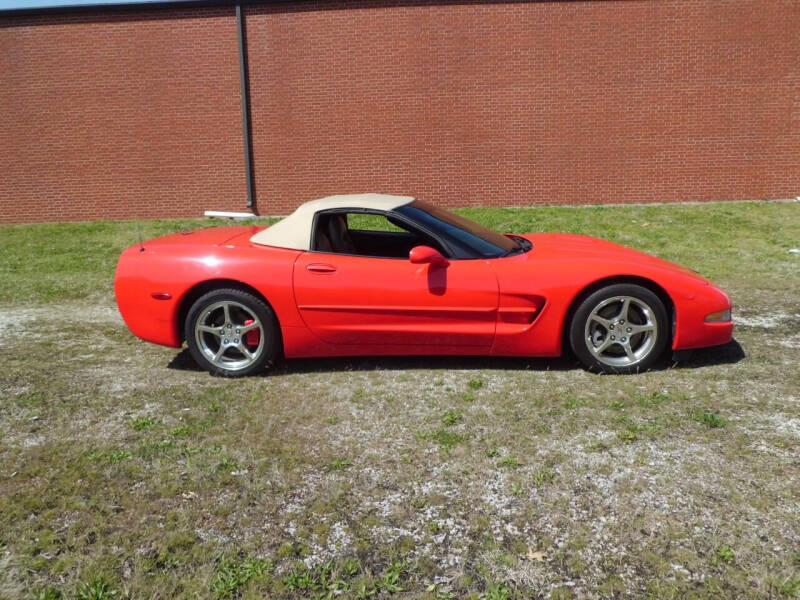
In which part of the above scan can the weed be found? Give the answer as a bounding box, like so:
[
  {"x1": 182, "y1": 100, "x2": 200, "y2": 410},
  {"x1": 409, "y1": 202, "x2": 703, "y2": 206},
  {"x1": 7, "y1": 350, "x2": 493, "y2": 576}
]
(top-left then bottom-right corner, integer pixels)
[
  {"x1": 441, "y1": 410, "x2": 462, "y2": 426},
  {"x1": 329, "y1": 458, "x2": 351, "y2": 471},
  {"x1": 468, "y1": 378, "x2": 484, "y2": 390},
  {"x1": 482, "y1": 581, "x2": 511, "y2": 600},
  {"x1": 282, "y1": 559, "x2": 388, "y2": 597},
  {"x1": 326, "y1": 415, "x2": 340, "y2": 425},
  {"x1": 34, "y1": 588, "x2": 63, "y2": 600},
  {"x1": 496, "y1": 456, "x2": 522, "y2": 468},
  {"x1": 84, "y1": 449, "x2": 104, "y2": 462},
  {"x1": 217, "y1": 456, "x2": 237, "y2": 471},
  {"x1": 76, "y1": 576, "x2": 117, "y2": 600},
  {"x1": 777, "y1": 577, "x2": 800, "y2": 597},
  {"x1": 638, "y1": 390, "x2": 669, "y2": 406},
  {"x1": 341, "y1": 557, "x2": 360, "y2": 577},
  {"x1": 181, "y1": 445, "x2": 202, "y2": 457},
  {"x1": 282, "y1": 566, "x2": 317, "y2": 591},
  {"x1": 171, "y1": 424, "x2": 190, "y2": 437},
  {"x1": 211, "y1": 555, "x2": 272, "y2": 598},
  {"x1": 486, "y1": 447, "x2": 500, "y2": 458},
  {"x1": 107, "y1": 449, "x2": 131, "y2": 464},
  {"x1": 130, "y1": 416, "x2": 154, "y2": 431},
  {"x1": 615, "y1": 417, "x2": 647, "y2": 443},
  {"x1": 713, "y1": 545, "x2": 735, "y2": 565},
  {"x1": 423, "y1": 428, "x2": 466, "y2": 452},
  {"x1": 138, "y1": 439, "x2": 174, "y2": 458},
  {"x1": 589, "y1": 441, "x2": 610, "y2": 452},
  {"x1": 564, "y1": 396, "x2": 585, "y2": 409},
  {"x1": 532, "y1": 468, "x2": 556, "y2": 486},
  {"x1": 379, "y1": 560, "x2": 405, "y2": 593},
  {"x1": 694, "y1": 411, "x2": 726, "y2": 428}
]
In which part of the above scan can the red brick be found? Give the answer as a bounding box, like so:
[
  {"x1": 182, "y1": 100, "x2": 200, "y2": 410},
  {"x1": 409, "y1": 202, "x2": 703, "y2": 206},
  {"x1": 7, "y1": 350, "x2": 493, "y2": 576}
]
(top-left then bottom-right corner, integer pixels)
[{"x1": 0, "y1": 7, "x2": 245, "y2": 223}]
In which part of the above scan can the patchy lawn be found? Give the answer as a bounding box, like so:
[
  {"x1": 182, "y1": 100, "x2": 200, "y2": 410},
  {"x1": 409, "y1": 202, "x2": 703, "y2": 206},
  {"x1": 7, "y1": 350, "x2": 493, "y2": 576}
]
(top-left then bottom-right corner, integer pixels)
[{"x1": 1, "y1": 201, "x2": 798, "y2": 599}]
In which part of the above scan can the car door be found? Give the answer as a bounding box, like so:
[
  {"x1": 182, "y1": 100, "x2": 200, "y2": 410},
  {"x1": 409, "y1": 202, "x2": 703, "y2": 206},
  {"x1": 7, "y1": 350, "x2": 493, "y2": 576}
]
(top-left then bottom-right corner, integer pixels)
[{"x1": 293, "y1": 251, "x2": 499, "y2": 348}]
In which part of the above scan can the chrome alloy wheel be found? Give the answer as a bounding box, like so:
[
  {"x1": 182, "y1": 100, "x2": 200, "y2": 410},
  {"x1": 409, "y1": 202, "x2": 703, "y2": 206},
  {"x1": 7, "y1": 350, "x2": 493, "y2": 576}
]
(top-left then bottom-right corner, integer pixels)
[
  {"x1": 194, "y1": 300, "x2": 265, "y2": 372},
  {"x1": 583, "y1": 295, "x2": 658, "y2": 368}
]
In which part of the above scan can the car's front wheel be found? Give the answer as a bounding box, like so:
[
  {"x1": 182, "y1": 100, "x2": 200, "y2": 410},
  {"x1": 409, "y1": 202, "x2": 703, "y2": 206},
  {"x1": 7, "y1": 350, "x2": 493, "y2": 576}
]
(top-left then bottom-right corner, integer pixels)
[
  {"x1": 569, "y1": 283, "x2": 669, "y2": 374},
  {"x1": 185, "y1": 288, "x2": 279, "y2": 377}
]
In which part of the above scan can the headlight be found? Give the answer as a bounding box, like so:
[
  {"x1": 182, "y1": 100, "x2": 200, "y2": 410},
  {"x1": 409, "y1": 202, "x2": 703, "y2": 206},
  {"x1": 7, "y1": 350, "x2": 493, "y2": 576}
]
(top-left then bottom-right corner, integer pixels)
[{"x1": 705, "y1": 309, "x2": 732, "y2": 323}]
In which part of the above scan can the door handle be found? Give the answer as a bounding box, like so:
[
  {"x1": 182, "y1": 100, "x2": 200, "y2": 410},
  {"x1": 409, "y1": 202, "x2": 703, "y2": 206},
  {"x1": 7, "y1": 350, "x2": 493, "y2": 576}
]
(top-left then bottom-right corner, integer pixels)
[{"x1": 306, "y1": 263, "x2": 337, "y2": 273}]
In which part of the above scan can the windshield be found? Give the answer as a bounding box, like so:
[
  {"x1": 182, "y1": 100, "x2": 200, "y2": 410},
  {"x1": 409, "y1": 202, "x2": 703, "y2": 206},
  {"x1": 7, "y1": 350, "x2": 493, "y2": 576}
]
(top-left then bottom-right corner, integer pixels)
[{"x1": 395, "y1": 200, "x2": 520, "y2": 258}]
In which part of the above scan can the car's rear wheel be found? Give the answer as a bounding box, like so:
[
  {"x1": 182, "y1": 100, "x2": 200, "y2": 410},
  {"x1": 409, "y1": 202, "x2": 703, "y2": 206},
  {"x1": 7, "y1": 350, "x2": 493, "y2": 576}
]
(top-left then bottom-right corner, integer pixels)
[
  {"x1": 185, "y1": 288, "x2": 278, "y2": 377},
  {"x1": 569, "y1": 283, "x2": 668, "y2": 374}
]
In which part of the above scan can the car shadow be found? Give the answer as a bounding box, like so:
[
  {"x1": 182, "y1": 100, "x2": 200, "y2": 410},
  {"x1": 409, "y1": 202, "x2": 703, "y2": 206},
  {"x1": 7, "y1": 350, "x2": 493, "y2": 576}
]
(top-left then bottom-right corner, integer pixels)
[
  {"x1": 166, "y1": 349, "x2": 205, "y2": 372},
  {"x1": 166, "y1": 348, "x2": 577, "y2": 374},
  {"x1": 166, "y1": 338, "x2": 744, "y2": 376},
  {"x1": 669, "y1": 338, "x2": 746, "y2": 370},
  {"x1": 276, "y1": 354, "x2": 579, "y2": 374}
]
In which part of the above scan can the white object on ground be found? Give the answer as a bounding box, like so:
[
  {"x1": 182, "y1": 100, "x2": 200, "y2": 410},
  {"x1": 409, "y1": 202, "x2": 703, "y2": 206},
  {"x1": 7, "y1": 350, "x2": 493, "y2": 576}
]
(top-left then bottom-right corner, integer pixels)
[{"x1": 204, "y1": 210, "x2": 257, "y2": 219}]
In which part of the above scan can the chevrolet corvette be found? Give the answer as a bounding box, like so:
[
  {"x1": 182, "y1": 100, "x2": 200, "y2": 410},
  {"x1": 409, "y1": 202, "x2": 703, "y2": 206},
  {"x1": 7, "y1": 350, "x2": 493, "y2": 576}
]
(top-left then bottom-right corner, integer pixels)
[{"x1": 114, "y1": 194, "x2": 733, "y2": 376}]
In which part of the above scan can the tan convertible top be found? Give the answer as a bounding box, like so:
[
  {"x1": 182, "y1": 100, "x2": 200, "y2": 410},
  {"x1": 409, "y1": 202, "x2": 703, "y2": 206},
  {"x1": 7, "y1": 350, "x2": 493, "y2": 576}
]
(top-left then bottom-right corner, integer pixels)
[{"x1": 250, "y1": 193, "x2": 415, "y2": 250}]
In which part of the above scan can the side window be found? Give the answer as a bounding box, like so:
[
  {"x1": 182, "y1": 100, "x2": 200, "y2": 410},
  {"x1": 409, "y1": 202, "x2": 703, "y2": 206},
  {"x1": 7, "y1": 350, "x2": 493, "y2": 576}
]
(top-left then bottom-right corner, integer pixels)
[{"x1": 312, "y1": 211, "x2": 447, "y2": 259}]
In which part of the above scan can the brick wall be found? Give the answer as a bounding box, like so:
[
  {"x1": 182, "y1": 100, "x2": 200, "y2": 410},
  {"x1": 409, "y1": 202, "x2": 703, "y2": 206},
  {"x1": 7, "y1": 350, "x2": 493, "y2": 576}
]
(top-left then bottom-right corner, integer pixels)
[
  {"x1": 0, "y1": 7, "x2": 246, "y2": 223},
  {"x1": 1, "y1": 0, "x2": 799, "y2": 223}
]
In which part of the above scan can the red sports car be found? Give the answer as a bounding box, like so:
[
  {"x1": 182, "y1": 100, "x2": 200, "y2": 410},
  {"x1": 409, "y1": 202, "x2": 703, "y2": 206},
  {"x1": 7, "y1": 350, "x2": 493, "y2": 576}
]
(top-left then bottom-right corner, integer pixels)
[{"x1": 115, "y1": 194, "x2": 733, "y2": 376}]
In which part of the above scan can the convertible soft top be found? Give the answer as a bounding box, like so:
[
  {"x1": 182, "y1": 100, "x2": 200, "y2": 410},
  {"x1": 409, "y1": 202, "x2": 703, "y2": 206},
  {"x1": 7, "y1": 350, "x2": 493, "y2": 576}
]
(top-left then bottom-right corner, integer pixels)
[{"x1": 250, "y1": 193, "x2": 415, "y2": 250}]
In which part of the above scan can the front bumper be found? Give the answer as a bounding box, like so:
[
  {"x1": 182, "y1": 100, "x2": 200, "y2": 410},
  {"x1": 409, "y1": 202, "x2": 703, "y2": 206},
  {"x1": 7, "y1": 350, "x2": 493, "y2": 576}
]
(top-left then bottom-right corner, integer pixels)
[{"x1": 672, "y1": 282, "x2": 734, "y2": 350}]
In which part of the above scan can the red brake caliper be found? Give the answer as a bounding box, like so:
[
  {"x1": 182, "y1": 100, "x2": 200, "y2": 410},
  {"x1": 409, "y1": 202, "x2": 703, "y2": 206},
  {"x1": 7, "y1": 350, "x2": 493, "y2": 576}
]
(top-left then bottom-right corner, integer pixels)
[{"x1": 243, "y1": 319, "x2": 260, "y2": 346}]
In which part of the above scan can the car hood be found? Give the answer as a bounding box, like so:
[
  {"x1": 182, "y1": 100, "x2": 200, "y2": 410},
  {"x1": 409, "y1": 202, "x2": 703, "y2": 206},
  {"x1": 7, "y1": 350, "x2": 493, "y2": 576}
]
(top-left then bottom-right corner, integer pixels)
[{"x1": 520, "y1": 233, "x2": 709, "y2": 283}]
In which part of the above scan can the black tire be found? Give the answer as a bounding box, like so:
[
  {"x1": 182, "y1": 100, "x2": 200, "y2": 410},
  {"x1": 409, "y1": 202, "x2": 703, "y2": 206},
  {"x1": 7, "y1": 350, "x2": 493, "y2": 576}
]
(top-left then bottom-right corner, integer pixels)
[
  {"x1": 569, "y1": 283, "x2": 669, "y2": 374},
  {"x1": 184, "y1": 288, "x2": 279, "y2": 377}
]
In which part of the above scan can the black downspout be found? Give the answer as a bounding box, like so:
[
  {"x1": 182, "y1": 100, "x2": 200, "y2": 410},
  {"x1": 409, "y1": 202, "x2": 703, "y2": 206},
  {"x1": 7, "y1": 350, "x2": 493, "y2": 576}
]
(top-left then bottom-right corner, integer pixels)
[{"x1": 236, "y1": 3, "x2": 256, "y2": 211}]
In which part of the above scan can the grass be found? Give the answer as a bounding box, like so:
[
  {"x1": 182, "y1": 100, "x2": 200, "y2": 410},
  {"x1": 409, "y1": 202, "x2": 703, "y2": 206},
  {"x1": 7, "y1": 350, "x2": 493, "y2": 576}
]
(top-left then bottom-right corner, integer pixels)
[
  {"x1": 1, "y1": 200, "x2": 799, "y2": 599},
  {"x1": 0, "y1": 217, "x2": 278, "y2": 306},
  {"x1": 1, "y1": 200, "x2": 797, "y2": 308}
]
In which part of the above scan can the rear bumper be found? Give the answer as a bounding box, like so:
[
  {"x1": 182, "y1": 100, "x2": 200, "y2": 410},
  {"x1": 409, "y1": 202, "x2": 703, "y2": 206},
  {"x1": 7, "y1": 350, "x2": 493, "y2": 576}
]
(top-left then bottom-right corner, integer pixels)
[{"x1": 114, "y1": 247, "x2": 182, "y2": 348}]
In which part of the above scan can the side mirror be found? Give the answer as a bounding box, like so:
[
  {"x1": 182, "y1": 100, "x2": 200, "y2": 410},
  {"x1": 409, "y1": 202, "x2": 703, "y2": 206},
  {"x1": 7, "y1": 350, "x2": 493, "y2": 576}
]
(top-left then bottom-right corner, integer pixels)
[{"x1": 409, "y1": 245, "x2": 449, "y2": 267}]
